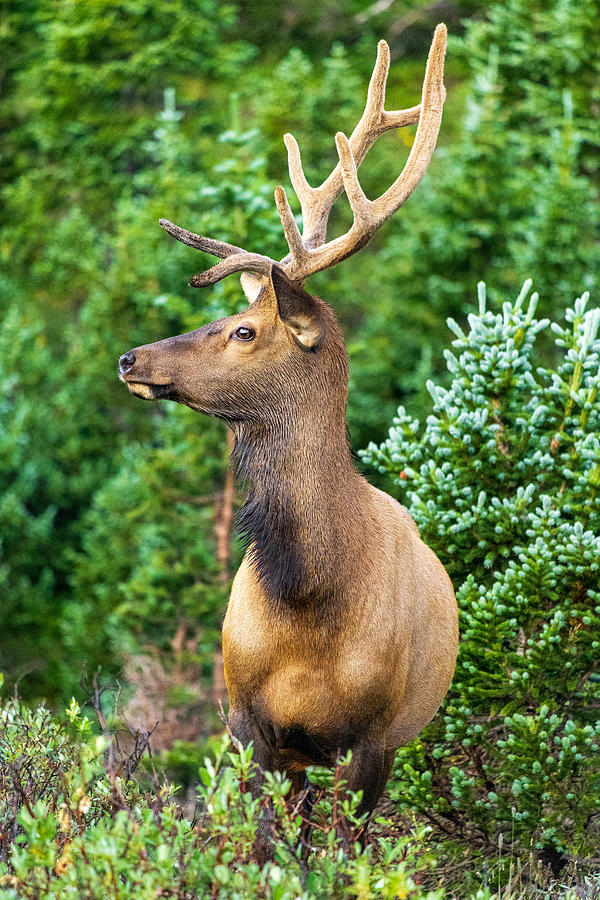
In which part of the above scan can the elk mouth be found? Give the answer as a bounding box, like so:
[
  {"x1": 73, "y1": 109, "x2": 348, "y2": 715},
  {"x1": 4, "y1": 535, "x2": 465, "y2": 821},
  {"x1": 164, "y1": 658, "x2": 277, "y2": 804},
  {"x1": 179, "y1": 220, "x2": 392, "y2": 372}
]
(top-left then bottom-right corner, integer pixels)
[{"x1": 119, "y1": 375, "x2": 176, "y2": 402}]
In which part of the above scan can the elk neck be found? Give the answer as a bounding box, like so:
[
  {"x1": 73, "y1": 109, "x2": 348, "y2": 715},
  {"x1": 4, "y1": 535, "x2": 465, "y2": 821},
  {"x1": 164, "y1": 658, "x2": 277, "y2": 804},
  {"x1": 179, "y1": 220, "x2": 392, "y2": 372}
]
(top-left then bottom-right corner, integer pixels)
[{"x1": 232, "y1": 359, "x2": 370, "y2": 611}]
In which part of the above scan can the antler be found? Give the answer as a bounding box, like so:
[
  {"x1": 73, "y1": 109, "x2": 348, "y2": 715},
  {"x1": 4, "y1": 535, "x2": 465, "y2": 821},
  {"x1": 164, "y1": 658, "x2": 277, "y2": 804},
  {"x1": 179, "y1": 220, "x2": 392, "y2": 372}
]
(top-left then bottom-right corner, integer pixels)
[{"x1": 160, "y1": 24, "x2": 447, "y2": 288}]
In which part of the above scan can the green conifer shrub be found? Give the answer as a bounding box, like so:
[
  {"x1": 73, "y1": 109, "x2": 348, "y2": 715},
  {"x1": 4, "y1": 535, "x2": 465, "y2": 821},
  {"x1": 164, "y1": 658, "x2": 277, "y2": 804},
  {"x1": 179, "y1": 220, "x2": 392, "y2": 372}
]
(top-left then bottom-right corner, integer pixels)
[{"x1": 361, "y1": 282, "x2": 600, "y2": 878}]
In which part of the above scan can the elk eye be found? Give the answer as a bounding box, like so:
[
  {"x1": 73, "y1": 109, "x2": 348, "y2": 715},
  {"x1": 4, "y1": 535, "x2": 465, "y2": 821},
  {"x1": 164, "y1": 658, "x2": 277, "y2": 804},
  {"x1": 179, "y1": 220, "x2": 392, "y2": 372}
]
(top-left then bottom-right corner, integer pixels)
[{"x1": 234, "y1": 326, "x2": 255, "y2": 341}]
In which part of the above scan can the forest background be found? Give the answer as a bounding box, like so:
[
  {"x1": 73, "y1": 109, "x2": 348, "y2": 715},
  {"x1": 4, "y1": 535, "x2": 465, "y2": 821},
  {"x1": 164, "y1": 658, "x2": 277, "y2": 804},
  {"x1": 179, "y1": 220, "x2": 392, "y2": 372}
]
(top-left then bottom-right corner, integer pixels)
[{"x1": 1, "y1": 0, "x2": 600, "y2": 893}]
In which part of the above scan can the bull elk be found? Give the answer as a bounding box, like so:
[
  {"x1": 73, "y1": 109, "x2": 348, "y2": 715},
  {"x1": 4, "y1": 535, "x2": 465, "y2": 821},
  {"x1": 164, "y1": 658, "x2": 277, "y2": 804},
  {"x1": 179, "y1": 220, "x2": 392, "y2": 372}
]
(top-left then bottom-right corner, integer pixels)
[{"x1": 118, "y1": 25, "x2": 458, "y2": 847}]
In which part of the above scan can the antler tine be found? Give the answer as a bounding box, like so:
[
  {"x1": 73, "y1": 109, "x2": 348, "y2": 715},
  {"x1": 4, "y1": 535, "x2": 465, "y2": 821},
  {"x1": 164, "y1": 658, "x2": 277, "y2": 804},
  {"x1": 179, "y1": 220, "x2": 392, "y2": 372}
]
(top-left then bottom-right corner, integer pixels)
[
  {"x1": 274, "y1": 185, "x2": 310, "y2": 263},
  {"x1": 189, "y1": 252, "x2": 276, "y2": 288},
  {"x1": 160, "y1": 218, "x2": 277, "y2": 288},
  {"x1": 283, "y1": 134, "x2": 315, "y2": 210},
  {"x1": 281, "y1": 39, "x2": 390, "y2": 249},
  {"x1": 364, "y1": 39, "x2": 390, "y2": 125},
  {"x1": 159, "y1": 219, "x2": 245, "y2": 259},
  {"x1": 334, "y1": 133, "x2": 371, "y2": 227},
  {"x1": 281, "y1": 134, "x2": 327, "y2": 255}
]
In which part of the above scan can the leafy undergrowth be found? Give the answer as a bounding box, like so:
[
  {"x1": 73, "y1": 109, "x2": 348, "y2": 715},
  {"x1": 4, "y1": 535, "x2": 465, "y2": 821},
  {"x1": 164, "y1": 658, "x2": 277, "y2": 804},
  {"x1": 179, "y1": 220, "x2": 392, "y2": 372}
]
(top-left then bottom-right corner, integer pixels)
[
  {"x1": 0, "y1": 693, "x2": 444, "y2": 899},
  {"x1": 1, "y1": 692, "x2": 599, "y2": 898}
]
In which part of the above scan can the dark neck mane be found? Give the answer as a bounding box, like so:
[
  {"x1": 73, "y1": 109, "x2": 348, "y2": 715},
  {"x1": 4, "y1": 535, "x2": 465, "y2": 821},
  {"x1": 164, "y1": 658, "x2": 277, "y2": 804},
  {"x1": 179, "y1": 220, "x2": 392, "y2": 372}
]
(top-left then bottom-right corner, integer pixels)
[{"x1": 233, "y1": 409, "x2": 367, "y2": 609}]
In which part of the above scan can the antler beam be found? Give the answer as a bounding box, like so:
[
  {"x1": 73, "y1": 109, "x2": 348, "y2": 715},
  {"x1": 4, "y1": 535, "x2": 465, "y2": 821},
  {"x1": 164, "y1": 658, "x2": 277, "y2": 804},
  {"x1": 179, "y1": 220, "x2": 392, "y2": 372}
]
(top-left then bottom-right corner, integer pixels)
[{"x1": 160, "y1": 24, "x2": 447, "y2": 290}]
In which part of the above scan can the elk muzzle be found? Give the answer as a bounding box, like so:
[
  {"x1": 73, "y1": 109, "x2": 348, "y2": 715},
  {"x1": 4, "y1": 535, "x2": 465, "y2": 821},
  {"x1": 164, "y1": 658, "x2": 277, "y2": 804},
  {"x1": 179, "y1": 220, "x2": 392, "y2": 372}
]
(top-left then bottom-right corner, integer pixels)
[{"x1": 118, "y1": 343, "x2": 176, "y2": 401}]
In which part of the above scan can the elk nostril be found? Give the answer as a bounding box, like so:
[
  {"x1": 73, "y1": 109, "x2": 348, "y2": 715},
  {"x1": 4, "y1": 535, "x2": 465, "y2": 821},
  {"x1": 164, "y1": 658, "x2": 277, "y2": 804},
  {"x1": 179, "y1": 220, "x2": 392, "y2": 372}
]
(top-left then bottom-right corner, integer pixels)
[{"x1": 119, "y1": 350, "x2": 136, "y2": 374}]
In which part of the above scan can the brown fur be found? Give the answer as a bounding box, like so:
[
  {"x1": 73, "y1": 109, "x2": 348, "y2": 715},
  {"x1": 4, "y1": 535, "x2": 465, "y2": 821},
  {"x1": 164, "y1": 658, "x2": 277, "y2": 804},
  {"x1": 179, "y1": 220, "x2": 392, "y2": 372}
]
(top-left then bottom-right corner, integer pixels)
[{"x1": 119, "y1": 265, "x2": 458, "y2": 840}]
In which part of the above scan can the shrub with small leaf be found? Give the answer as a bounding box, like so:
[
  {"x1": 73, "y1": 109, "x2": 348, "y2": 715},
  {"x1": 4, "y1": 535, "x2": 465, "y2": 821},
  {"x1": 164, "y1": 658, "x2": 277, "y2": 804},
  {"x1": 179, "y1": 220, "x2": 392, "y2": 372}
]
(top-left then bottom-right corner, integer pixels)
[
  {"x1": 361, "y1": 282, "x2": 600, "y2": 880},
  {"x1": 0, "y1": 692, "x2": 443, "y2": 899}
]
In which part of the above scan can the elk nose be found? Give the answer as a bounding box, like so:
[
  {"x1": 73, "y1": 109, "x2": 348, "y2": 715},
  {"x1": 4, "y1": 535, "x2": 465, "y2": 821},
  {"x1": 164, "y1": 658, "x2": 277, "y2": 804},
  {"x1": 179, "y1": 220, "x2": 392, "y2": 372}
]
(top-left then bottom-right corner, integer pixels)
[{"x1": 118, "y1": 350, "x2": 136, "y2": 375}]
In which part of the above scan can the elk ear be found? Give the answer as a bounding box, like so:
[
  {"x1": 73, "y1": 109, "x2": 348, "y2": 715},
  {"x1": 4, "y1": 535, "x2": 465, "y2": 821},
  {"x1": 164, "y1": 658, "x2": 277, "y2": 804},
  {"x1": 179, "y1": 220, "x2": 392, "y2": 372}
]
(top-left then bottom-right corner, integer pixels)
[
  {"x1": 240, "y1": 272, "x2": 268, "y2": 304},
  {"x1": 269, "y1": 265, "x2": 325, "y2": 349}
]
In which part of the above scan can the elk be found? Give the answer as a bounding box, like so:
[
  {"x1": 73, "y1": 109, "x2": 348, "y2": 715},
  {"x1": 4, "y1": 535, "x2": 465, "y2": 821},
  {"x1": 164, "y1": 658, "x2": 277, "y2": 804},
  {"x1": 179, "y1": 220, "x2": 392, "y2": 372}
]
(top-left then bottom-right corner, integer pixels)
[{"x1": 118, "y1": 25, "x2": 458, "y2": 847}]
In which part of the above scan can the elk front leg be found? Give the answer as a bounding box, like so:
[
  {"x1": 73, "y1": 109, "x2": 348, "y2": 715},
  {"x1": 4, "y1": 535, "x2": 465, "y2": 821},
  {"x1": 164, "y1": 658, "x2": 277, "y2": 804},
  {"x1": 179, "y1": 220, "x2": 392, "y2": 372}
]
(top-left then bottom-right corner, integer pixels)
[
  {"x1": 229, "y1": 707, "x2": 278, "y2": 863},
  {"x1": 335, "y1": 738, "x2": 392, "y2": 846},
  {"x1": 288, "y1": 771, "x2": 315, "y2": 861}
]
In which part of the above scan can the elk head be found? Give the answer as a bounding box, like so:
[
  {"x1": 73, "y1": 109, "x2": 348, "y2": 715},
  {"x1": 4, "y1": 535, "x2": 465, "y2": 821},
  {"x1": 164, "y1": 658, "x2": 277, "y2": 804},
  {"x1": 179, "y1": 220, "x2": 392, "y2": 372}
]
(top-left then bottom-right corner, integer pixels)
[
  {"x1": 118, "y1": 266, "x2": 344, "y2": 424},
  {"x1": 119, "y1": 26, "x2": 447, "y2": 421}
]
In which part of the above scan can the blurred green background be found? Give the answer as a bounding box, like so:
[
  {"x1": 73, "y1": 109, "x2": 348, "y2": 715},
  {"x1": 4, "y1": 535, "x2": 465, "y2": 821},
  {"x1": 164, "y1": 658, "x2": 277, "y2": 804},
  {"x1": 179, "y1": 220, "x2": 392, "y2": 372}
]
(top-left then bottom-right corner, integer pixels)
[{"x1": 1, "y1": 0, "x2": 598, "y2": 742}]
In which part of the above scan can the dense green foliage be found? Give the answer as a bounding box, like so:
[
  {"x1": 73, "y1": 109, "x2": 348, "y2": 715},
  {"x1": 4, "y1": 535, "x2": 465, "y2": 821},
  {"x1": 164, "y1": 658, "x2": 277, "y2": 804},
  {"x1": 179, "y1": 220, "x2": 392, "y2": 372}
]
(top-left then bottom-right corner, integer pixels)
[
  {"x1": 1, "y1": 0, "x2": 599, "y2": 893},
  {"x1": 362, "y1": 283, "x2": 600, "y2": 879},
  {"x1": 0, "y1": 694, "x2": 444, "y2": 899},
  {"x1": 2, "y1": 0, "x2": 598, "y2": 700},
  {"x1": 1, "y1": 691, "x2": 598, "y2": 898}
]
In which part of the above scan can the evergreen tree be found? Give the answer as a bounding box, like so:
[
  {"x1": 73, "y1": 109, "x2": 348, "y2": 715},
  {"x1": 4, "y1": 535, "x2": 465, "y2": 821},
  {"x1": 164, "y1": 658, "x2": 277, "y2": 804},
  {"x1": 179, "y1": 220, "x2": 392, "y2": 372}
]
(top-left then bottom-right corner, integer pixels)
[
  {"x1": 66, "y1": 103, "x2": 284, "y2": 698},
  {"x1": 362, "y1": 281, "x2": 600, "y2": 876},
  {"x1": 2, "y1": 0, "x2": 249, "y2": 277},
  {"x1": 348, "y1": 0, "x2": 600, "y2": 445}
]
